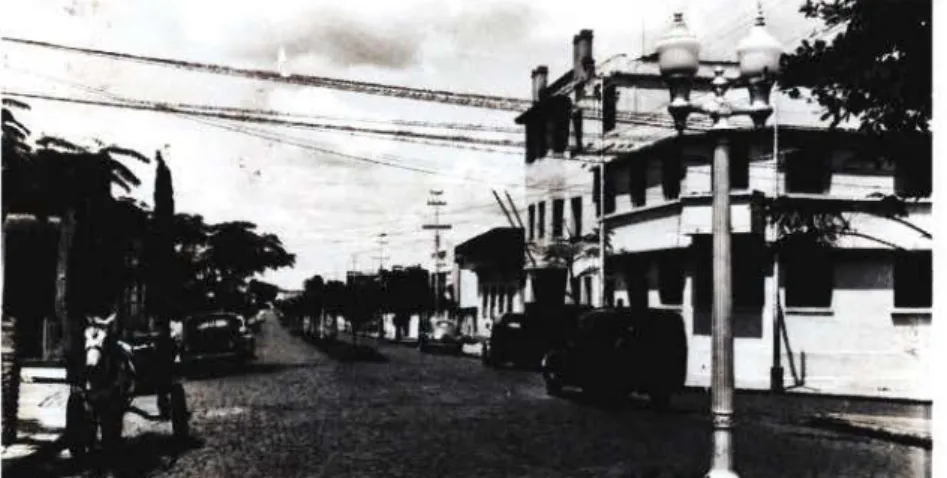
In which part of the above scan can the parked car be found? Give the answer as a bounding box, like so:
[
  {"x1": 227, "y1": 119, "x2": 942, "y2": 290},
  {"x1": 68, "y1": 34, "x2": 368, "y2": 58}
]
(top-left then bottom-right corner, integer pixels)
[
  {"x1": 179, "y1": 312, "x2": 256, "y2": 366},
  {"x1": 481, "y1": 313, "x2": 546, "y2": 369},
  {"x1": 483, "y1": 305, "x2": 590, "y2": 369},
  {"x1": 418, "y1": 320, "x2": 467, "y2": 354},
  {"x1": 540, "y1": 307, "x2": 687, "y2": 408}
]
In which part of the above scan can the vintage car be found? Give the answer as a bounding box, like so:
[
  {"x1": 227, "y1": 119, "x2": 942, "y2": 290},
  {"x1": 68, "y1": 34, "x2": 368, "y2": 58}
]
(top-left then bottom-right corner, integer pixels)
[
  {"x1": 540, "y1": 307, "x2": 687, "y2": 409},
  {"x1": 179, "y1": 312, "x2": 255, "y2": 366},
  {"x1": 483, "y1": 305, "x2": 591, "y2": 369},
  {"x1": 418, "y1": 319, "x2": 469, "y2": 355}
]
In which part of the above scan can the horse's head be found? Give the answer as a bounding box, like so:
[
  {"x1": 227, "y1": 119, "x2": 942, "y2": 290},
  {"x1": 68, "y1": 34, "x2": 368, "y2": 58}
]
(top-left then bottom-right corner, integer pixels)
[{"x1": 83, "y1": 312, "x2": 117, "y2": 369}]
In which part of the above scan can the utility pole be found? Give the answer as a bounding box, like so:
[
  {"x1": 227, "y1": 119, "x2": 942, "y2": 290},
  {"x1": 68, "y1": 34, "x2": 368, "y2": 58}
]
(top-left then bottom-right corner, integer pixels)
[
  {"x1": 422, "y1": 190, "x2": 452, "y2": 318},
  {"x1": 373, "y1": 233, "x2": 389, "y2": 272}
]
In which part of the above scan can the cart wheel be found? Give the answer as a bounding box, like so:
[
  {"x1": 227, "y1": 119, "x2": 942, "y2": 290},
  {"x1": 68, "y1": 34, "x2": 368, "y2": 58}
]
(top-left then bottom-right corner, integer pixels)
[
  {"x1": 170, "y1": 383, "x2": 189, "y2": 439},
  {"x1": 66, "y1": 392, "x2": 92, "y2": 459}
]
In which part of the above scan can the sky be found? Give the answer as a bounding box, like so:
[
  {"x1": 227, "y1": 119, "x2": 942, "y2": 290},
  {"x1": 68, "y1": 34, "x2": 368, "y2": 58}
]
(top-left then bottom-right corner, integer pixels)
[{"x1": 2, "y1": 0, "x2": 824, "y2": 289}]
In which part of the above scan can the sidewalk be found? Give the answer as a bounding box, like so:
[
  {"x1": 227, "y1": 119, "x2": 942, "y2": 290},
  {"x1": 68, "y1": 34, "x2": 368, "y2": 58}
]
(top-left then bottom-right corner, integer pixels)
[
  {"x1": 422, "y1": 338, "x2": 933, "y2": 448},
  {"x1": 808, "y1": 412, "x2": 931, "y2": 449},
  {"x1": 1, "y1": 367, "x2": 70, "y2": 474}
]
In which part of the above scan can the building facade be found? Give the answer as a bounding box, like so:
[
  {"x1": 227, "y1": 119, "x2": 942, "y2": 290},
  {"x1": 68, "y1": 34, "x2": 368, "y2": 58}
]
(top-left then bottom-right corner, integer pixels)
[
  {"x1": 599, "y1": 127, "x2": 932, "y2": 400},
  {"x1": 453, "y1": 228, "x2": 525, "y2": 338},
  {"x1": 502, "y1": 27, "x2": 933, "y2": 400}
]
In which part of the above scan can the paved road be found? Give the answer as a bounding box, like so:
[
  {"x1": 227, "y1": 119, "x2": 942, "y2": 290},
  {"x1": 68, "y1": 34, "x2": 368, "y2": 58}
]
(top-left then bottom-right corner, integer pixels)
[{"x1": 21, "y1": 319, "x2": 932, "y2": 478}]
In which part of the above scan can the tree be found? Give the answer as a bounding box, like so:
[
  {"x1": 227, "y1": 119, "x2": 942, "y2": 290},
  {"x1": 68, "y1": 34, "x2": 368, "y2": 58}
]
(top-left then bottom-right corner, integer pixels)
[
  {"x1": 780, "y1": 0, "x2": 931, "y2": 134},
  {"x1": 1, "y1": 99, "x2": 31, "y2": 445},
  {"x1": 772, "y1": 1, "x2": 932, "y2": 253},
  {"x1": 380, "y1": 266, "x2": 431, "y2": 340},
  {"x1": 323, "y1": 280, "x2": 347, "y2": 339},
  {"x1": 301, "y1": 275, "x2": 325, "y2": 336},
  {"x1": 167, "y1": 214, "x2": 295, "y2": 315},
  {"x1": 343, "y1": 276, "x2": 382, "y2": 346}
]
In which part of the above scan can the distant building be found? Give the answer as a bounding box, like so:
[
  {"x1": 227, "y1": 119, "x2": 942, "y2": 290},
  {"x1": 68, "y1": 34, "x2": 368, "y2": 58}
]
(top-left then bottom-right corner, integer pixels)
[{"x1": 453, "y1": 228, "x2": 525, "y2": 337}]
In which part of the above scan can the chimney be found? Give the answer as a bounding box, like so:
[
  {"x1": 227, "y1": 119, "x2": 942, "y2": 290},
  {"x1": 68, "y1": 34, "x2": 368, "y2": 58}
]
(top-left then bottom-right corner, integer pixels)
[
  {"x1": 531, "y1": 65, "x2": 548, "y2": 102},
  {"x1": 573, "y1": 29, "x2": 594, "y2": 82}
]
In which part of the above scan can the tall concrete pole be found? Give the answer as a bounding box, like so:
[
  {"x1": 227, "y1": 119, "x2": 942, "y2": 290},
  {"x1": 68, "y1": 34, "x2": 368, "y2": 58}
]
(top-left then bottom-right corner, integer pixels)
[{"x1": 710, "y1": 131, "x2": 735, "y2": 474}]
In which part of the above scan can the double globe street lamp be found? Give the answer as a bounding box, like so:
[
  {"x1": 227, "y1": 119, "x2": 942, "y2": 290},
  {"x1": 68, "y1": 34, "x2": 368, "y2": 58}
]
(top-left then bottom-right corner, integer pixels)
[{"x1": 655, "y1": 7, "x2": 782, "y2": 478}]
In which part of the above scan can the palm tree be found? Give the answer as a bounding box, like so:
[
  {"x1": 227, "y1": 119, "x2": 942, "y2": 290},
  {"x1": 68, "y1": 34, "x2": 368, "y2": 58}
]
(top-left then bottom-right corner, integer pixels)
[
  {"x1": 2, "y1": 100, "x2": 33, "y2": 444},
  {"x1": 534, "y1": 227, "x2": 611, "y2": 305}
]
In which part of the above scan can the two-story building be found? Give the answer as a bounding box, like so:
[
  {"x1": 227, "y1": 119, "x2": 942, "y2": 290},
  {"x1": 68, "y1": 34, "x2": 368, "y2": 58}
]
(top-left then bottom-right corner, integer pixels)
[{"x1": 512, "y1": 26, "x2": 932, "y2": 401}]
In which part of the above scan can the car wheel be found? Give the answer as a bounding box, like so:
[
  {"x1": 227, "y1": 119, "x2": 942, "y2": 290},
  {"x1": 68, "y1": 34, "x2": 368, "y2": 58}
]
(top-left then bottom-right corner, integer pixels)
[
  {"x1": 481, "y1": 345, "x2": 497, "y2": 367},
  {"x1": 540, "y1": 352, "x2": 563, "y2": 396}
]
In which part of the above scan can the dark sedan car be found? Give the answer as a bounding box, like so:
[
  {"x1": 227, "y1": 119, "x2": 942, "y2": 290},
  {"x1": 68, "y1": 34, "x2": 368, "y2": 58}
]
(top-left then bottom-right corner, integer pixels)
[
  {"x1": 540, "y1": 307, "x2": 687, "y2": 408},
  {"x1": 180, "y1": 312, "x2": 255, "y2": 366},
  {"x1": 483, "y1": 305, "x2": 590, "y2": 369}
]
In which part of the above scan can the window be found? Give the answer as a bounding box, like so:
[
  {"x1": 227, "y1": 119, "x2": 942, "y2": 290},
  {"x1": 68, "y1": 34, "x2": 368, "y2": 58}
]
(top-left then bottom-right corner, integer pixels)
[
  {"x1": 537, "y1": 201, "x2": 546, "y2": 238},
  {"x1": 545, "y1": 118, "x2": 556, "y2": 157},
  {"x1": 783, "y1": 245, "x2": 833, "y2": 308},
  {"x1": 553, "y1": 101, "x2": 571, "y2": 154},
  {"x1": 528, "y1": 204, "x2": 535, "y2": 241},
  {"x1": 694, "y1": 235, "x2": 764, "y2": 309},
  {"x1": 535, "y1": 119, "x2": 548, "y2": 159},
  {"x1": 658, "y1": 253, "x2": 684, "y2": 305},
  {"x1": 895, "y1": 153, "x2": 932, "y2": 198},
  {"x1": 629, "y1": 160, "x2": 647, "y2": 207},
  {"x1": 661, "y1": 153, "x2": 682, "y2": 200},
  {"x1": 603, "y1": 84, "x2": 617, "y2": 133},
  {"x1": 785, "y1": 148, "x2": 830, "y2": 193},
  {"x1": 623, "y1": 257, "x2": 649, "y2": 310},
  {"x1": 572, "y1": 111, "x2": 584, "y2": 152},
  {"x1": 593, "y1": 171, "x2": 602, "y2": 217},
  {"x1": 894, "y1": 250, "x2": 932, "y2": 308},
  {"x1": 552, "y1": 198, "x2": 564, "y2": 238},
  {"x1": 693, "y1": 235, "x2": 764, "y2": 337},
  {"x1": 604, "y1": 173, "x2": 616, "y2": 214},
  {"x1": 571, "y1": 196, "x2": 583, "y2": 237},
  {"x1": 730, "y1": 139, "x2": 750, "y2": 190}
]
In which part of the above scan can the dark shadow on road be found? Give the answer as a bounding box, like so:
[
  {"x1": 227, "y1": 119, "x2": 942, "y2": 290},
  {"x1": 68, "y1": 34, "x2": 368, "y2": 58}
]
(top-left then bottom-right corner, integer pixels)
[
  {"x1": 550, "y1": 388, "x2": 700, "y2": 417},
  {"x1": 2, "y1": 433, "x2": 203, "y2": 478},
  {"x1": 304, "y1": 337, "x2": 388, "y2": 363},
  {"x1": 180, "y1": 360, "x2": 316, "y2": 380}
]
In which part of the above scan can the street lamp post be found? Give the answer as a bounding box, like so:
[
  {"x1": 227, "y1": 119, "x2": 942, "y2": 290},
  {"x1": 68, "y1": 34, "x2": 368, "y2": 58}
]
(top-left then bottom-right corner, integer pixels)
[{"x1": 656, "y1": 7, "x2": 781, "y2": 478}]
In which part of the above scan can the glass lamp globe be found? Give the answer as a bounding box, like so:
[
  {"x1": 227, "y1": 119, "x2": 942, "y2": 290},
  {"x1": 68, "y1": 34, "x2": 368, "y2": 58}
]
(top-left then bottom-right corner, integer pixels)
[
  {"x1": 736, "y1": 14, "x2": 782, "y2": 80},
  {"x1": 656, "y1": 13, "x2": 700, "y2": 79}
]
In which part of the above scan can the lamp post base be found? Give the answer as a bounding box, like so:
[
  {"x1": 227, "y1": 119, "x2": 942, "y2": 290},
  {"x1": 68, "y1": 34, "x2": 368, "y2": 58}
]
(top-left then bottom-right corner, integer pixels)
[{"x1": 706, "y1": 469, "x2": 741, "y2": 478}]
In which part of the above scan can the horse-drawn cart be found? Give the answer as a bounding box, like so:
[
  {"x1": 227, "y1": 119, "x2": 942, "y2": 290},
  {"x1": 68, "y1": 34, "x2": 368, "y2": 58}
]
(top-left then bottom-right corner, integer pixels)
[{"x1": 64, "y1": 313, "x2": 190, "y2": 460}]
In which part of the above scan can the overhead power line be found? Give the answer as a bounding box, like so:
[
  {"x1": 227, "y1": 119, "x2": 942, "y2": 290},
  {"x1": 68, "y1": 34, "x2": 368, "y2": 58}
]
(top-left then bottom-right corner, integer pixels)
[
  {"x1": 2, "y1": 36, "x2": 534, "y2": 111},
  {"x1": 3, "y1": 36, "x2": 693, "y2": 130},
  {"x1": 2, "y1": 90, "x2": 525, "y2": 150}
]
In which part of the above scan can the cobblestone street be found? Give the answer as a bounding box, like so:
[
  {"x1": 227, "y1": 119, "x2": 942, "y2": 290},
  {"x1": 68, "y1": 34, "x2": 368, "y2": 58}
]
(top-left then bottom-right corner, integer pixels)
[{"x1": 12, "y1": 319, "x2": 931, "y2": 478}]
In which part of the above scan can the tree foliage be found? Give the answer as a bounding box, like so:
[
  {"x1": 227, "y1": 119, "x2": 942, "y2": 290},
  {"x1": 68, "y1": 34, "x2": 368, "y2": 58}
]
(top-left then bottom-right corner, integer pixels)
[
  {"x1": 780, "y1": 0, "x2": 931, "y2": 134},
  {"x1": 169, "y1": 214, "x2": 295, "y2": 314}
]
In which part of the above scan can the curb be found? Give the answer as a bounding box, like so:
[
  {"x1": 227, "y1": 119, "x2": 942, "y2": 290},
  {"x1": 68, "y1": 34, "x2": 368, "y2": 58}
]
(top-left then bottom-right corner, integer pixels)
[{"x1": 807, "y1": 414, "x2": 932, "y2": 449}]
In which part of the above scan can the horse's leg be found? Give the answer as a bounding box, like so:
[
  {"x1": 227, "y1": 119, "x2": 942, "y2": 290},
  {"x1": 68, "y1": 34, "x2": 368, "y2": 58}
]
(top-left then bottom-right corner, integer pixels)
[{"x1": 98, "y1": 398, "x2": 125, "y2": 475}]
